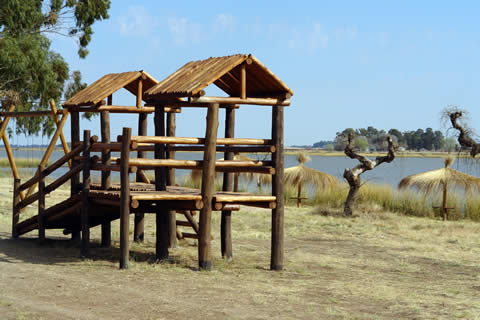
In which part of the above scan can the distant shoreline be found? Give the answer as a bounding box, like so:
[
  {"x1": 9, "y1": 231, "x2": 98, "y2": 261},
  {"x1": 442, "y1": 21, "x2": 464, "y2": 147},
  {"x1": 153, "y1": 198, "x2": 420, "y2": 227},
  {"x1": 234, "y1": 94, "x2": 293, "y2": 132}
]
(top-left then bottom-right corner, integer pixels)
[{"x1": 284, "y1": 149, "x2": 464, "y2": 158}]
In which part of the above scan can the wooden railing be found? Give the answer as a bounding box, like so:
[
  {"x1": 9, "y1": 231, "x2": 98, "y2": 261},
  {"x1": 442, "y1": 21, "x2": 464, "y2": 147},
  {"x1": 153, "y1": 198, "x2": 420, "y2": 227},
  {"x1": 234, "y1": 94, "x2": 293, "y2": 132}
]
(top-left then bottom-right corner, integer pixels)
[{"x1": 12, "y1": 140, "x2": 86, "y2": 238}]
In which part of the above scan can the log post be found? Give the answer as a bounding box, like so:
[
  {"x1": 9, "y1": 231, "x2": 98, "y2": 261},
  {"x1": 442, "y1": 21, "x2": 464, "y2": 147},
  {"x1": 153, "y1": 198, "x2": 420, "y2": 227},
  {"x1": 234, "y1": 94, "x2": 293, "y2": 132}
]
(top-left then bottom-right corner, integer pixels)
[
  {"x1": 167, "y1": 112, "x2": 177, "y2": 248},
  {"x1": 271, "y1": 106, "x2": 284, "y2": 271},
  {"x1": 81, "y1": 130, "x2": 91, "y2": 257},
  {"x1": 120, "y1": 127, "x2": 132, "y2": 269},
  {"x1": 38, "y1": 164, "x2": 46, "y2": 241},
  {"x1": 12, "y1": 178, "x2": 20, "y2": 238},
  {"x1": 70, "y1": 109, "x2": 81, "y2": 241},
  {"x1": 221, "y1": 106, "x2": 235, "y2": 259},
  {"x1": 198, "y1": 103, "x2": 219, "y2": 270},
  {"x1": 240, "y1": 63, "x2": 247, "y2": 100},
  {"x1": 134, "y1": 109, "x2": 148, "y2": 242},
  {"x1": 100, "y1": 99, "x2": 112, "y2": 247},
  {"x1": 154, "y1": 106, "x2": 169, "y2": 260},
  {"x1": 70, "y1": 111, "x2": 80, "y2": 193}
]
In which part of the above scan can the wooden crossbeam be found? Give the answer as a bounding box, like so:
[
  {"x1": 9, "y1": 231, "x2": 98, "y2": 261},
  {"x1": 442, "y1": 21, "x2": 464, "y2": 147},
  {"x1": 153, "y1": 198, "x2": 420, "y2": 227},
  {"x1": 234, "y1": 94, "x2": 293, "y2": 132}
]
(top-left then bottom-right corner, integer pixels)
[
  {"x1": 49, "y1": 100, "x2": 71, "y2": 168},
  {"x1": 25, "y1": 111, "x2": 69, "y2": 198}
]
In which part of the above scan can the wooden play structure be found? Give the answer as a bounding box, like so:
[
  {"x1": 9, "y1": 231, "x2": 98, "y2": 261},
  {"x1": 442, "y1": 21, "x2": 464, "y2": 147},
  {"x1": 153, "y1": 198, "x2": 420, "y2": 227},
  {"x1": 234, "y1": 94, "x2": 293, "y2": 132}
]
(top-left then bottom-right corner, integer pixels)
[{"x1": 5, "y1": 54, "x2": 293, "y2": 270}]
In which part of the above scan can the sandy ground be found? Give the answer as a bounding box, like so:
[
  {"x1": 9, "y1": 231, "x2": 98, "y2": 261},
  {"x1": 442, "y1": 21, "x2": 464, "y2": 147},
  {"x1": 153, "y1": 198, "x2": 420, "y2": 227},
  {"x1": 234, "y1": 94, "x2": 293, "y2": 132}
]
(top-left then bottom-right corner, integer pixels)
[{"x1": 1, "y1": 189, "x2": 480, "y2": 319}]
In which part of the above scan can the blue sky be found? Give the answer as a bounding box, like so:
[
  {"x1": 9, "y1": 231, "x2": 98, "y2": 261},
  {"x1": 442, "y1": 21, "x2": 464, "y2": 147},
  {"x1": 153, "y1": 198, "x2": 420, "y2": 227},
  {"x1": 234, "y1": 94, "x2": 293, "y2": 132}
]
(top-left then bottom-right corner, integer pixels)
[{"x1": 45, "y1": 0, "x2": 480, "y2": 146}]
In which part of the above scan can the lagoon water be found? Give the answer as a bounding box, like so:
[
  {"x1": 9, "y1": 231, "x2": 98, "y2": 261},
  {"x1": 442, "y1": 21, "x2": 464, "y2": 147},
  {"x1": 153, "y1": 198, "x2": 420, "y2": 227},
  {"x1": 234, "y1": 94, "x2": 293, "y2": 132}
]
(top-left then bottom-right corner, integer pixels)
[{"x1": 2, "y1": 149, "x2": 480, "y2": 190}]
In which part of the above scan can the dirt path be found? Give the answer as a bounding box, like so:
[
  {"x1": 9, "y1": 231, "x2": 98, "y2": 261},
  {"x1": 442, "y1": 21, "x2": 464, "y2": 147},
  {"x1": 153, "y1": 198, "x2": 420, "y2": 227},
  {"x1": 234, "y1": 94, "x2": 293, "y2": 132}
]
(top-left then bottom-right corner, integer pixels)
[{"x1": 1, "y1": 207, "x2": 480, "y2": 319}]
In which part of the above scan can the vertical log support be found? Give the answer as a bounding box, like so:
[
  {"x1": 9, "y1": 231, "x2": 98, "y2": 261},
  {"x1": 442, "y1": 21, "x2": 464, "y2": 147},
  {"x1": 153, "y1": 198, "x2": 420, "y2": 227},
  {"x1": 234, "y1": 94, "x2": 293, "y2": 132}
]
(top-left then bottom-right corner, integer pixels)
[
  {"x1": 100, "y1": 101, "x2": 112, "y2": 247},
  {"x1": 71, "y1": 110, "x2": 81, "y2": 241},
  {"x1": 240, "y1": 63, "x2": 247, "y2": 100},
  {"x1": 198, "y1": 103, "x2": 219, "y2": 270},
  {"x1": 81, "y1": 130, "x2": 91, "y2": 257},
  {"x1": 221, "y1": 106, "x2": 235, "y2": 259},
  {"x1": 167, "y1": 112, "x2": 177, "y2": 248},
  {"x1": 134, "y1": 89, "x2": 147, "y2": 242},
  {"x1": 70, "y1": 111, "x2": 80, "y2": 195},
  {"x1": 271, "y1": 106, "x2": 284, "y2": 271},
  {"x1": 154, "y1": 106, "x2": 169, "y2": 261},
  {"x1": 38, "y1": 164, "x2": 46, "y2": 241},
  {"x1": 120, "y1": 127, "x2": 132, "y2": 269},
  {"x1": 12, "y1": 178, "x2": 20, "y2": 238}
]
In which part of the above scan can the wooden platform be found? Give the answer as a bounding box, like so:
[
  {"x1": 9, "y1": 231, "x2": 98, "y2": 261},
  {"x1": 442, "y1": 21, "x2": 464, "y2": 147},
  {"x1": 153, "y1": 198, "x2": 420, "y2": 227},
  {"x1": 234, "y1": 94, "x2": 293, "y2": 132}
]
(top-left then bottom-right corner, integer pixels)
[
  {"x1": 14, "y1": 183, "x2": 275, "y2": 237},
  {"x1": 90, "y1": 183, "x2": 276, "y2": 210}
]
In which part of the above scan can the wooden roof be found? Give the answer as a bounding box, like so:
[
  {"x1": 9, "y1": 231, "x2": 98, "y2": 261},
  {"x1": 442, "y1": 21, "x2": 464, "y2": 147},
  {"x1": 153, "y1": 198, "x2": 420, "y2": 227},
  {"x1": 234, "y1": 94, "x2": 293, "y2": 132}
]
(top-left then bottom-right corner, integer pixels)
[
  {"x1": 63, "y1": 71, "x2": 158, "y2": 108},
  {"x1": 144, "y1": 54, "x2": 293, "y2": 100}
]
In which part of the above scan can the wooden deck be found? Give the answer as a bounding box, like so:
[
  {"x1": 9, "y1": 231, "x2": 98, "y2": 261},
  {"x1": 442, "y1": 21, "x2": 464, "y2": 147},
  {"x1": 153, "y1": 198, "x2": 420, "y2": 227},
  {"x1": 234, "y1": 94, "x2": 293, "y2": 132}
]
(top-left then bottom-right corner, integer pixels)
[{"x1": 14, "y1": 183, "x2": 275, "y2": 237}]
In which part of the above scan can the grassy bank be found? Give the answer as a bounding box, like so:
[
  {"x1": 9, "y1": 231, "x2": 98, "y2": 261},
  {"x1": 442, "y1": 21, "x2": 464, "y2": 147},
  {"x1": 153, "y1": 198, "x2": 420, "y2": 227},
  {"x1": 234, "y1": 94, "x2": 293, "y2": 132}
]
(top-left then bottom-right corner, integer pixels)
[{"x1": 286, "y1": 182, "x2": 480, "y2": 222}]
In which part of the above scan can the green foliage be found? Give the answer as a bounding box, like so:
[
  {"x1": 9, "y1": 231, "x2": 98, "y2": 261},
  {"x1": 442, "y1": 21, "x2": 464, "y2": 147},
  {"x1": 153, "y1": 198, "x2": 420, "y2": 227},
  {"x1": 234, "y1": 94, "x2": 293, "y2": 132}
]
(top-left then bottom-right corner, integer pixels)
[
  {"x1": 0, "y1": 0, "x2": 111, "y2": 58},
  {"x1": 335, "y1": 126, "x2": 447, "y2": 151},
  {"x1": 0, "y1": 34, "x2": 68, "y2": 136},
  {"x1": 0, "y1": 0, "x2": 111, "y2": 135}
]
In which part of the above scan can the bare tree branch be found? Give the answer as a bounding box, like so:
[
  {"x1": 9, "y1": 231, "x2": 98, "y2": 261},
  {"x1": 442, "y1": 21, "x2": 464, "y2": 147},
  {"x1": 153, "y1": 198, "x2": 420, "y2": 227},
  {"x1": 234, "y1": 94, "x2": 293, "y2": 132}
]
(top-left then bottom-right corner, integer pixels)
[
  {"x1": 343, "y1": 133, "x2": 395, "y2": 216},
  {"x1": 448, "y1": 110, "x2": 480, "y2": 157}
]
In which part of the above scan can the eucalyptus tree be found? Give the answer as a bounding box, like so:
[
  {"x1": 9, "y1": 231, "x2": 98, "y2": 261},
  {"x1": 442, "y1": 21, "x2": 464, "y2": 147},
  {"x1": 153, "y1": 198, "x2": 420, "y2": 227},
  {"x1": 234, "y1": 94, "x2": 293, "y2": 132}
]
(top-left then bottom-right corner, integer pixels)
[{"x1": 0, "y1": 0, "x2": 110, "y2": 135}]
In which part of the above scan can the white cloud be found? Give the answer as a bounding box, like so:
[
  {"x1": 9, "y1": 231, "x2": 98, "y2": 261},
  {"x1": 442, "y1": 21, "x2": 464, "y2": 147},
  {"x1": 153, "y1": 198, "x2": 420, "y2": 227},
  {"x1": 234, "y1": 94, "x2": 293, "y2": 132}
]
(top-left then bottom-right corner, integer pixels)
[
  {"x1": 213, "y1": 14, "x2": 235, "y2": 33},
  {"x1": 118, "y1": 6, "x2": 154, "y2": 37},
  {"x1": 167, "y1": 16, "x2": 202, "y2": 46},
  {"x1": 307, "y1": 23, "x2": 329, "y2": 52}
]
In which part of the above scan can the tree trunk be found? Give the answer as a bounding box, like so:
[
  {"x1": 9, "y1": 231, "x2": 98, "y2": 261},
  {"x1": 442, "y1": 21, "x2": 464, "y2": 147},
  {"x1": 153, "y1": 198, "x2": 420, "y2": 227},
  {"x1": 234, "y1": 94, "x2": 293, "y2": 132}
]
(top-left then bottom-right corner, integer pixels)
[
  {"x1": 342, "y1": 133, "x2": 395, "y2": 216},
  {"x1": 343, "y1": 170, "x2": 360, "y2": 216}
]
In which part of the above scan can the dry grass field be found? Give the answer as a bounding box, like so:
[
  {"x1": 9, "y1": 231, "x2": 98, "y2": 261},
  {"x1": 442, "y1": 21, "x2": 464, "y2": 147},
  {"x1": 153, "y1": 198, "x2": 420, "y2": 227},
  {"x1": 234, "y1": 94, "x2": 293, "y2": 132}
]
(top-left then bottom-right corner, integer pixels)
[{"x1": 1, "y1": 176, "x2": 480, "y2": 319}]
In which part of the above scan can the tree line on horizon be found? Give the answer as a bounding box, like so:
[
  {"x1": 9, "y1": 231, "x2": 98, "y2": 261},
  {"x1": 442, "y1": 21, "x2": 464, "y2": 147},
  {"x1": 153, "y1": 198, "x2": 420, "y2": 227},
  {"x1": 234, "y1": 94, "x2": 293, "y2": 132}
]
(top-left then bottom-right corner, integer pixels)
[{"x1": 312, "y1": 126, "x2": 458, "y2": 152}]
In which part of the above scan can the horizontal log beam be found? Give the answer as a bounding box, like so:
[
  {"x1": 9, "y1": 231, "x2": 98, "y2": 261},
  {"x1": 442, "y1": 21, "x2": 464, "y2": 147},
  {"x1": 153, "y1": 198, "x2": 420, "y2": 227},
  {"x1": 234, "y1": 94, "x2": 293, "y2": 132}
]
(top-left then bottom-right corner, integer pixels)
[
  {"x1": 189, "y1": 96, "x2": 290, "y2": 106},
  {"x1": 65, "y1": 105, "x2": 181, "y2": 113},
  {"x1": 0, "y1": 110, "x2": 65, "y2": 117},
  {"x1": 120, "y1": 135, "x2": 272, "y2": 146},
  {"x1": 131, "y1": 193, "x2": 202, "y2": 201},
  {"x1": 120, "y1": 158, "x2": 272, "y2": 168},
  {"x1": 240, "y1": 201, "x2": 276, "y2": 209},
  {"x1": 214, "y1": 195, "x2": 276, "y2": 203},
  {"x1": 213, "y1": 203, "x2": 241, "y2": 211},
  {"x1": 127, "y1": 145, "x2": 276, "y2": 153}
]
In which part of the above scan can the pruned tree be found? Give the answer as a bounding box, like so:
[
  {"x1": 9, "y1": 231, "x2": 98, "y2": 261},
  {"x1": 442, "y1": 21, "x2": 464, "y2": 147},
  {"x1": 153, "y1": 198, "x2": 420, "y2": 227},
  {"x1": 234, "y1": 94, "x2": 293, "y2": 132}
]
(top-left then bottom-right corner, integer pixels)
[
  {"x1": 445, "y1": 108, "x2": 480, "y2": 157},
  {"x1": 342, "y1": 133, "x2": 395, "y2": 216}
]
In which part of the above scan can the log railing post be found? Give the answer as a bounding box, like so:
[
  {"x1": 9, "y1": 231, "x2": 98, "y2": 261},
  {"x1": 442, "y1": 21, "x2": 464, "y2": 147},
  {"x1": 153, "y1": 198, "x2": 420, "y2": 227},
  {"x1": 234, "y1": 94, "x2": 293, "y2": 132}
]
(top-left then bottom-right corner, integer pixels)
[
  {"x1": 167, "y1": 112, "x2": 177, "y2": 248},
  {"x1": 81, "y1": 130, "x2": 91, "y2": 257},
  {"x1": 70, "y1": 110, "x2": 80, "y2": 241},
  {"x1": 221, "y1": 106, "x2": 235, "y2": 259},
  {"x1": 120, "y1": 127, "x2": 132, "y2": 269},
  {"x1": 154, "y1": 106, "x2": 169, "y2": 260},
  {"x1": 198, "y1": 103, "x2": 219, "y2": 270},
  {"x1": 134, "y1": 110, "x2": 148, "y2": 242},
  {"x1": 12, "y1": 178, "x2": 20, "y2": 238},
  {"x1": 38, "y1": 164, "x2": 46, "y2": 242},
  {"x1": 100, "y1": 105, "x2": 112, "y2": 247},
  {"x1": 271, "y1": 106, "x2": 284, "y2": 271}
]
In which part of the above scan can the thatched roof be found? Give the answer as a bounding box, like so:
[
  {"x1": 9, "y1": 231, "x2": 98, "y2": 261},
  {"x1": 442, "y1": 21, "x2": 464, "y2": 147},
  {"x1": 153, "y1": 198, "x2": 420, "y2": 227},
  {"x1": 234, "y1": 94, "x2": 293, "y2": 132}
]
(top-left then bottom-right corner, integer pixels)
[
  {"x1": 63, "y1": 70, "x2": 158, "y2": 107},
  {"x1": 398, "y1": 158, "x2": 480, "y2": 194},
  {"x1": 144, "y1": 54, "x2": 293, "y2": 99}
]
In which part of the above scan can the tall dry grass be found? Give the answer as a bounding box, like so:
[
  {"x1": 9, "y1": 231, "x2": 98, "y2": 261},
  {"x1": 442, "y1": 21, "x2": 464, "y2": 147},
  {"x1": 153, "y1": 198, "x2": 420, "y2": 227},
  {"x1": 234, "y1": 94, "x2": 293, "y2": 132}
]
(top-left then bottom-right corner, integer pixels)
[{"x1": 312, "y1": 182, "x2": 480, "y2": 221}]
